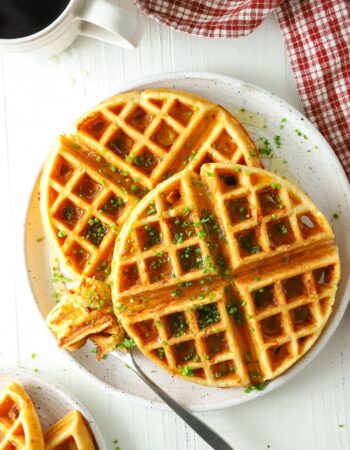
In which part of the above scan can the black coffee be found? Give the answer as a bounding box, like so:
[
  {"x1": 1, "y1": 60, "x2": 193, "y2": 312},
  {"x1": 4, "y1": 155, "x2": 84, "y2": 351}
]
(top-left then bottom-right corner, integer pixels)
[{"x1": 0, "y1": 0, "x2": 70, "y2": 39}]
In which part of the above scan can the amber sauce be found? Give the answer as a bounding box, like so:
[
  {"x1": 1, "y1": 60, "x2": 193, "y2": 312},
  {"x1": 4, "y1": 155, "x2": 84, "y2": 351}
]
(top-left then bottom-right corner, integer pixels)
[
  {"x1": 205, "y1": 332, "x2": 228, "y2": 358},
  {"x1": 129, "y1": 108, "x2": 153, "y2": 132},
  {"x1": 171, "y1": 102, "x2": 193, "y2": 127},
  {"x1": 269, "y1": 342, "x2": 290, "y2": 369},
  {"x1": 132, "y1": 149, "x2": 159, "y2": 175},
  {"x1": 152, "y1": 121, "x2": 178, "y2": 149},
  {"x1": 282, "y1": 275, "x2": 306, "y2": 301},
  {"x1": 78, "y1": 113, "x2": 109, "y2": 141},
  {"x1": 253, "y1": 285, "x2": 276, "y2": 311},
  {"x1": 108, "y1": 104, "x2": 125, "y2": 116},
  {"x1": 149, "y1": 99, "x2": 164, "y2": 109},
  {"x1": 121, "y1": 238, "x2": 136, "y2": 259},
  {"x1": 67, "y1": 244, "x2": 89, "y2": 270},
  {"x1": 75, "y1": 174, "x2": 102, "y2": 203},
  {"x1": 48, "y1": 188, "x2": 59, "y2": 207},
  {"x1": 167, "y1": 215, "x2": 195, "y2": 244},
  {"x1": 56, "y1": 200, "x2": 83, "y2": 228},
  {"x1": 136, "y1": 223, "x2": 162, "y2": 250},
  {"x1": 212, "y1": 130, "x2": 238, "y2": 158},
  {"x1": 145, "y1": 253, "x2": 174, "y2": 283},
  {"x1": 211, "y1": 360, "x2": 235, "y2": 379},
  {"x1": 237, "y1": 229, "x2": 261, "y2": 257},
  {"x1": 192, "y1": 153, "x2": 215, "y2": 173},
  {"x1": 179, "y1": 246, "x2": 203, "y2": 272},
  {"x1": 95, "y1": 247, "x2": 114, "y2": 280},
  {"x1": 101, "y1": 195, "x2": 125, "y2": 219},
  {"x1": 313, "y1": 266, "x2": 332, "y2": 292},
  {"x1": 166, "y1": 189, "x2": 181, "y2": 205},
  {"x1": 226, "y1": 197, "x2": 251, "y2": 224},
  {"x1": 260, "y1": 315, "x2": 282, "y2": 338},
  {"x1": 162, "y1": 187, "x2": 182, "y2": 210},
  {"x1": 120, "y1": 264, "x2": 140, "y2": 290},
  {"x1": 7, "y1": 403, "x2": 20, "y2": 422},
  {"x1": 174, "y1": 341, "x2": 197, "y2": 364},
  {"x1": 134, "y1": 320, "x2": 159, "y2": 343},
  {"x1": 267, "y1": 219, "x2": 295, "y2": 248},
  {"x1": 55, "y1": 158, "x2": 73, "y2": 184},
  {"x1": 258, "y1": 187, "x2": 284, "y2": 215},
  {"x1": 218, "y1": 173, "x2": 239, "y2": 193},
  {"x1": 76, "y1": 143, "x2": 148, "y2": 199},
  {"x1": 298, "y1": 213, "x2": 321, "y2": 238},
  {"x1": 291, "y1": 305, "x2": 312, "y2": 329},
  {"x1": 107, "y1": 131, "x2": 134, "y2": 157},
  {"x1": 165, "y1": 312, "x2": 188, "y2": 338},
  {"x1": 168, "y1": 112, "x2": 217, "y2": 173}
]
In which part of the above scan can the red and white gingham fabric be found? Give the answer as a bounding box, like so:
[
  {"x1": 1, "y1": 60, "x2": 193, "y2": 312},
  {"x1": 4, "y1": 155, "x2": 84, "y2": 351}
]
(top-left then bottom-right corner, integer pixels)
[{"x1": 134, "y1": 0, "x2": 350, "y2": 180}]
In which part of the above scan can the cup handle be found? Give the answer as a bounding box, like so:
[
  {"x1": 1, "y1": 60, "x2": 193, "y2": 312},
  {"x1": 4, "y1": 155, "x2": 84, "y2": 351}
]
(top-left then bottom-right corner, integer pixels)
[{"x1": 77, "y1": 0, "x2": 143, "y2": 49}]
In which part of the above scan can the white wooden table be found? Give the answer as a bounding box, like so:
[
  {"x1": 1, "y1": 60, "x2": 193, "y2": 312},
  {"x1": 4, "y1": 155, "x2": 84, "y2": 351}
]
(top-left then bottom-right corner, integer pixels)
[{"x1": 0, "y1": 3, "x2": 349, "y2": 449}]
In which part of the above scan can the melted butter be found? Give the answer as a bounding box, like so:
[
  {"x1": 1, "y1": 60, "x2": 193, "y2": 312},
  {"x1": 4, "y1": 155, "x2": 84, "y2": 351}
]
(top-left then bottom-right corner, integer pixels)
[
  {"x1": 230, "y1": 108, "x2": 267, "y2": 129},
  {"x1": 267, "y1": 156, "x2": 299, "y2": 186},
  {"x1": 228, "y1": 107, "x2": 300, "y2": 186}
]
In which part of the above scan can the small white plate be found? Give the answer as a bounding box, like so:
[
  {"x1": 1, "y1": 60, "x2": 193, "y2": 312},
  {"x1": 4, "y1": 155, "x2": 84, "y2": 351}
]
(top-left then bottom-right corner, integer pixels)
[
  {"x1": 24, "y1": 72, "x2": 350, "y2": 411},
  {"x1": 0, "y1": 369, "x2": 107, "y2": 449}
]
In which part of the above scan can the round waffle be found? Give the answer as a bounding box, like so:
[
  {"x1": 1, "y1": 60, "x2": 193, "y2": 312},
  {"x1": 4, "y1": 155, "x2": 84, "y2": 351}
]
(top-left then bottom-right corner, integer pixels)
[
  {"x1": 44, "y1": 410, "x2": 95, "y2": 450},
  {"x1": 40, "y1": 89, "x2": 261, "y2": 282},
  {"x1": 0, "y1": 383, "x2": 44, "y2": 449},
  {"x1": 112, "y1": 163, "x2": 340, "y2": 387}
]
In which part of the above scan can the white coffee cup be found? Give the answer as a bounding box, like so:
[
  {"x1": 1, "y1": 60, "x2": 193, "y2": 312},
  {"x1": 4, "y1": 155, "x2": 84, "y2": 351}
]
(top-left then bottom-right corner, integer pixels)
[{"x1": 0, "y1": 0, "x2": 143, "y2": 57}]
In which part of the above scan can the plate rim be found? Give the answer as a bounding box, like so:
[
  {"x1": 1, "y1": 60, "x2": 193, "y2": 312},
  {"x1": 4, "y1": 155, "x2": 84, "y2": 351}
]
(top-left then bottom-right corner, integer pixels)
[
  {"x1": 23, "y1": 71, "x2": 350, "y2": 412},
  {"x1": 0, "y1": 367, "x2": 108, "y2": 449}
]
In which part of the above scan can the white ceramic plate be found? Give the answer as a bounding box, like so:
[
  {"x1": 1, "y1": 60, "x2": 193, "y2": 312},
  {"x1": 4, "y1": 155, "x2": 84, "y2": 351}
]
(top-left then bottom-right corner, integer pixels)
[
  {"x1": 24, "y1": 72, "x2": 350, "y2": 411},
  {"x1": 0, "y1": 369, "x2": 107, "y2": 449}
]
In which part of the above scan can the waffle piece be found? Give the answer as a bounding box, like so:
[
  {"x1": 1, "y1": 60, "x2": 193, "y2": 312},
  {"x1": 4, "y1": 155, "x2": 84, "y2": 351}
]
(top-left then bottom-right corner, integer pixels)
[
  {"x1": 112, "y1": 163, "x2": 340, "y2": 387},
  {"x1": 0, "y1": 382, "x2": 44, "y2": 449},
  {"x1": 46, "y1": 279, "x2": 124, "y2": 356},
  {"x1": 40, "y1": 89, "x2": 261, "y2": 282},
  {"x1": 44, "y1": 411, "x2": 95, "y2": 450},
  {"x1": 90, "y1": 323, "x2": 126, "y2": 359}
]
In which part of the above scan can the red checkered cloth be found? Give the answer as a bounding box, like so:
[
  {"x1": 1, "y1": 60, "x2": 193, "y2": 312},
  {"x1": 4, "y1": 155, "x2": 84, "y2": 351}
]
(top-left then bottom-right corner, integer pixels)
[{"x1": 134, "y1": 0, "x2": 350, "y2": 180}]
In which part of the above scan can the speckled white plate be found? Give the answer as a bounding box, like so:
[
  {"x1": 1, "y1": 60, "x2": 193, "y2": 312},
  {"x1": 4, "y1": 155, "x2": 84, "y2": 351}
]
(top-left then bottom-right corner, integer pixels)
[
  {"x1": 0, "y1": 369, "x2": 107, "y2": 449},
  {"x1": 24, "y1": 72, "x2": 350, "y2": 411}
]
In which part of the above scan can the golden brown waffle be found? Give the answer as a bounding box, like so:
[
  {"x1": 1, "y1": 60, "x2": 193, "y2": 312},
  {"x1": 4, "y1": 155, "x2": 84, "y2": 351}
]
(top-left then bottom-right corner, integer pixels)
[
  {"x1": 44, "y1": 411, "x2": 95, "y2": 450},
  {"x1": 0, "y1": 382, "x2": 44, "y2": 449},
  {"x1": 40, "y1": 89, "x2": 261, "y2": 282},
  {"x1": 46, "y1": 279, "x2": 124, "y2": 358},
  {"x1": 112, "y1": 163, "x2": 340, "y2": 387}
]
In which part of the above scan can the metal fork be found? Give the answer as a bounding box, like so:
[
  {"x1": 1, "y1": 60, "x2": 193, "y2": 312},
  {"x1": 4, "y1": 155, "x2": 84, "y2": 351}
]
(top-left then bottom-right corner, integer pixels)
[{"x1": 111, "y1": 349, "x2": 234, "y2": 450}]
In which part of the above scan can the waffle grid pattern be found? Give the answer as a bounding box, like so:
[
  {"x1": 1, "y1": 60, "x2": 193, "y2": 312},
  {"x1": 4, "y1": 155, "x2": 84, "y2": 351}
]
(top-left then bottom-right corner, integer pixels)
[
  {"x1": 41, "y1": 89, "x2": 260, "y2": 281},
  {"x1": 42, "y1": 137, "x2": 140, "y2": 280},
  {"x1": 125, "y1": 284, "x2": 251, "y2": 386},
  {"x1": 115, "y1": 172, "x2": 217, "y2": 295},
  {"x1": 113, "y1": 163, "x2": 340, "y2": 387},
  {"x1": 44, "y1": 410, "x2": 95, "y2": 450},
  {"x1": 202, "y1": 166, "x2": 333, "y2": 269},
  {"x1": 0, "y1": 383, "x2": 44, "y2": 450},
  {"x1": 235, "y1": 249, "x2": 339, "y2": 380}
]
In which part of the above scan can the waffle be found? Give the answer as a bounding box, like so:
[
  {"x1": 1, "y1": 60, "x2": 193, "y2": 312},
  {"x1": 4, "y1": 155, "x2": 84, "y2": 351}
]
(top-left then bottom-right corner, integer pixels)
[
  {"x1": 112, "y1": 163, "x2": 340, "y2": 387},
  {"x1": 0, "y1": 382, "x2": 44, "y2": 449},
  {"x1": 46, "y1": 278, "x2": 124, "y2": 358},
  {"x1": 40, "y1": 89, "x2": 261, "y2": 283},
  {"x1": 44, "y1": 411, "x2": 95, "y2": 450}
]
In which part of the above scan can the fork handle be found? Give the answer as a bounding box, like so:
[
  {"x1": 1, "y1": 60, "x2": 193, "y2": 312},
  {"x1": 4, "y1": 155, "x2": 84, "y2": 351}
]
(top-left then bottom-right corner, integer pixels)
[{"x1": 129, "y1": 352, "x2": 234, "y2": 450}]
